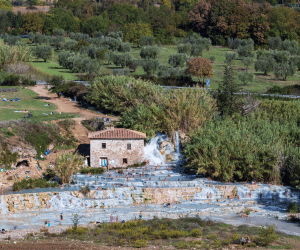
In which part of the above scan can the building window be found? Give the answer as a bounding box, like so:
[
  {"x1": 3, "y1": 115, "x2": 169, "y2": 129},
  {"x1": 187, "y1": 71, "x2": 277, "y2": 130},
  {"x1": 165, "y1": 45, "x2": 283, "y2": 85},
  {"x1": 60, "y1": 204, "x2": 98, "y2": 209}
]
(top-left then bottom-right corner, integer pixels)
[
  {"x1": 127, "y1": 143, "x2": 131, "y2": 150},
  {"x1": 123, "y1": 158, "x2": 127, "y2": 164},
  {"x1": 102, "y1": 143, "x2": 106, "y2": 149}
]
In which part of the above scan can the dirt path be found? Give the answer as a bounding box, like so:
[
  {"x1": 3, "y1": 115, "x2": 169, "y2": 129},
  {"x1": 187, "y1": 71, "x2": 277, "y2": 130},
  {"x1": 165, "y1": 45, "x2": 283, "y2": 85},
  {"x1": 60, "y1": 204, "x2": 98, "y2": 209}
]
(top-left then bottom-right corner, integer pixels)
[{"x1": 30, "y1": 85, "x2": 117, "y2": 122}]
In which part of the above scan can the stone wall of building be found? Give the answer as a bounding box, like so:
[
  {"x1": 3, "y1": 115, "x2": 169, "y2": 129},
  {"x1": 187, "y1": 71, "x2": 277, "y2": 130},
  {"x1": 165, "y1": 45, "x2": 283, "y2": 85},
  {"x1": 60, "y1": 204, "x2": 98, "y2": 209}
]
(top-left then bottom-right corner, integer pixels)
[{"x1": 90, "y1": 139, "x2": 145, "y2": 168}]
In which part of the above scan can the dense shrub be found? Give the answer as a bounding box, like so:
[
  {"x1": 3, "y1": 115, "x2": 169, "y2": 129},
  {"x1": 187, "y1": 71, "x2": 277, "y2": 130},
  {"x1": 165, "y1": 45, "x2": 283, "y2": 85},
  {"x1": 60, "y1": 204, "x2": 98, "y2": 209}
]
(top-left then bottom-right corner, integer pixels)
[
  {"x1": 87, "y1": 75, "x2": 214, "y2": 136},
  {"x1": 2, "y1": 73, "x2": 20, "y2": 86},
  {"x1": 256, "y1": 225, "x2": 278, "y2": 247},
  {"x1": 12, "y1": 178, "x2": 59, "y2": 191},
  {"x1": 81, "y1": 167, "x2": 104, "y2": 174}
]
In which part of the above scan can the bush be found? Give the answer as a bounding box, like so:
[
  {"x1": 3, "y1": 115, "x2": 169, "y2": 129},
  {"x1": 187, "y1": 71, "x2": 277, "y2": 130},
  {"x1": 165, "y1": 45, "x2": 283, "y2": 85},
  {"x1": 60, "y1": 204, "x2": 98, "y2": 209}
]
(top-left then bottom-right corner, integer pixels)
[
  {"x1": 2, "y1": 74, "x2": 20, "y2": 86},
  {"x1": 79, "y1": 184, "x2": 90, "y2": 196},
  {"x1": 0, "y1": 143, "x2": 18, "y2": 169},
  {"x1": 209, "y1": 56, "x2": 216, "y2": 63},
  {"x1": 190, "y1": 228, "x2": 202, "y2": 237},
  {"x1": 12, "y1": 178, "x2": 59, "y2": 191},
  {"x1": 140, "y1": 36, "x2": 155, "y2": 46},
  {"x1": 22, "y1": 79, "x2": 36, "y2": 86},
  {"x1": 108, "y1": 31, "x2": 123, "y2": 40},
  {"x1": 44, "y1": 168, "x2": 56, "y2": 181},
  {"x1": 256, "y1": 225, "x2": 278, "y2": 247},
  {"x1": 140, "y1": 46, "x2": 159, "y2": 60},
  {"x1": 287, "y1": 202, "x2": 299, "y2": 213},
  {"x1": 133, "y1": 239, "x2": 147, "y2": 248},
  {"x1": 81, "y1": 167, "x2": 104, "y2": 175}
]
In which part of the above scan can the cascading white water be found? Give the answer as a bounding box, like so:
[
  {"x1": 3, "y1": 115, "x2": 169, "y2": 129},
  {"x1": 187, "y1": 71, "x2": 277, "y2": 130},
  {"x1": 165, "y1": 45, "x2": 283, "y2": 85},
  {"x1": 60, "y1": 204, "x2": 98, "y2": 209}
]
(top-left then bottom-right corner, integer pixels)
[
  {"x1": 144, "y1": 133, "x2": 177, "y2": 165},
  {"x1": 175, "y1": 131, "x2": 180, "y2": 154}
]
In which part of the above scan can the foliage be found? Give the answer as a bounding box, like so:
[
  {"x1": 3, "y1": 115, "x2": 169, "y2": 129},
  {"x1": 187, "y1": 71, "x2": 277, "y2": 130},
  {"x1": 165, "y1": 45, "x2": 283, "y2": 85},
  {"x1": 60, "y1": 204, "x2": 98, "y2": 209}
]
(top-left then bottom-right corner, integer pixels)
[
  {"x1": 54, "y1": 152, "x2": 84, "y2": 184},
  {"x1": 287, "y1": 202, "x2": 299, "y2": 213},
  {"x1": 190, "y1": 43, "x2": 205, "y2": 57},
  {"x1": 236, "y1": 39, "x2": 254, "y2": 58},
  {"x1": 0, "y1": 0, "x2": 12, "y2": 11},
  {"x1": 140, "y1": 36, "x2": 155, "y2": 46},
  {"x1": 23, "y1": 13, "x2": 44, "y2": 33},
  {"x1": 168, "y1": 53, "x2": 186, "y2": 67},
  {"x1": 79, "y1": 184, "x2": 90, "y2": 196},
  {"x1": 238, "y1": 71, "x2": 254, "y2": 86},
  {"x1": 0, "y1": 43, "x2": 32, "y2": 68},
  {"x1": 123, "y1": 22, "x2": 152, "y2": 46},
  {"x1": 140, "y1": 46, "x2": 159, "y2": 60},
  {"x1": 3, "y1": 35, "x2": 21, "y2": 46},
  {"x1": 33, "y1": 45, "x2": 53, "y2": 62},
  {"x1": 217, "y1": 65, "x2": 240, "y2": 116},
  {"x1": 88, "y1": 75, "x2": 215, "y2": 136},
  {"x1": 118, "y1": 42, "x2": 131, "y2": 53},
  {"x1": 81, "y1": 167, "x2": 104, "y2": 175},
  {"x1": 12, "y1": 178, "x2": 59, "y2": 191},
  {"x1": 0, "y1": 143, "x2": 18, "y2": 169},
  {"x1": 2, "y1": 74, "x2": 20, "y2": 86},
  {"x1": 113, "y1": 53, "x2": 132, "y2": 68},
  {"x1": 44, "y1": 168, "x2": 56, "y2": 181},
  {"x1": 177, "y1": 43, "x2": 191, "y2": 55},
  {"x1": 227, "y1": 38, "x2": 241, "y2": 50},
  {"x1": 72, "y1": 214, "x2": 79, "y2": 230},
  {"x1": 256, "y1": 225, "x2": 278, "y2": 247},
  {"x1": 224, "y1": 52, "x2": 237, "y2": 65},
  {"x1": 185, "y1": 57, "x2": 213, "y2": 84},
  {"x1": 268, "y1": 37, "x2": 282, "y2": 50},
  {"x1": 142, "y1": 59, "x2": 159, "y2": 75},
  {"x1": 84, "y1": 15, "x2": 110, "y2": 36}
]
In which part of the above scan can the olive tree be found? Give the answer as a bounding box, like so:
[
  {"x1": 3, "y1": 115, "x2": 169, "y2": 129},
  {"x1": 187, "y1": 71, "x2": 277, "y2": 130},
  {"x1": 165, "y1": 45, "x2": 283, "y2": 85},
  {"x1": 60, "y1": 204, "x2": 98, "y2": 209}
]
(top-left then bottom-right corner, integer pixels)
[
  {"x1": 33, "y1": 45, "x2": 53, "y2": 62},
  {"x1": 168, "y1": 53, "x2": 187, "y2": 67},
  {"x1": 140, "y1": 46, "x2": 159, "y2": 60}
]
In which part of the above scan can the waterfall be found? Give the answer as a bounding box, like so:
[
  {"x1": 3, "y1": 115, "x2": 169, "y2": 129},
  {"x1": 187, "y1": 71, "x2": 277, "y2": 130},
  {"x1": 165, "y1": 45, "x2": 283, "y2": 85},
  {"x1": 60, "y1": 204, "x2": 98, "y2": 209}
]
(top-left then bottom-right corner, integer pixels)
[{"x1": 175, "y1": 131, "x2": 180, "y2": 154}]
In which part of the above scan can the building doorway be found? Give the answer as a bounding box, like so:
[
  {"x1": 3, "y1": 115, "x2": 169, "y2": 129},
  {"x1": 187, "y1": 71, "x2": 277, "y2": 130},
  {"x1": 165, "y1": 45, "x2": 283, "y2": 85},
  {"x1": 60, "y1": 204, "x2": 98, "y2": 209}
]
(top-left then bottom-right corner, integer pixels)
[{"x1": 100, "y1": 157, "x2": 108, "y2": 168}]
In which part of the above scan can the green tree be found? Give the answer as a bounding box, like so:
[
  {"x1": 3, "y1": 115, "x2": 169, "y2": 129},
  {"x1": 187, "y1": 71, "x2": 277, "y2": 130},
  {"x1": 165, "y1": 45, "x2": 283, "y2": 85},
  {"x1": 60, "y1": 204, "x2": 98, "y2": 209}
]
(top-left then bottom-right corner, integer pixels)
[
  {"x1": 33, "y1": 45, "x2": 53, "y2": 62},
  {"x1": 22, "y1": 13, "x2": 44, "y2": 33},
  {"x1": 123, "y1": 22, "x2": 153, "y2": 46},
  {"x1": 83, "y1": 15, "x2": 110, "y2": 36},
  {"x1": 111, "y1": 4, "x2": 139, "y2": 26},
  {"x1": 168, "y1": 53, "x2": 186, "y2": 67},
  {"x1": 54, "y1": 152, "x2": 84, "y2": 184},
  {"x1": 217, "y1": 65, "x2": 240, "y2": 116},
  {"x1": 140, "y1": 46, "x2": 159, "y2": 60}
]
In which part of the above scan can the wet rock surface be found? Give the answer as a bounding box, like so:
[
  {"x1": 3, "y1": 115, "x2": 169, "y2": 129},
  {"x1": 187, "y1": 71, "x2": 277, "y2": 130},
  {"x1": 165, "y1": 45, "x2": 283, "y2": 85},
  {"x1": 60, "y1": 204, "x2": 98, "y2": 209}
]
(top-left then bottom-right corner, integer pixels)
[{"x1": 0, "y1": 163, "x2": 299, "y2": 238}]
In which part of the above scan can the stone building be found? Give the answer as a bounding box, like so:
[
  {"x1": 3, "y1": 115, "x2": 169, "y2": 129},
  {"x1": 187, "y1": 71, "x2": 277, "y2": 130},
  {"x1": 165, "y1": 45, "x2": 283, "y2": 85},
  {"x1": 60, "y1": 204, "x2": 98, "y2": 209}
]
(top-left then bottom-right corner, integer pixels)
[{"x1": 88, "y1": 128, "x2": 146, "y2": 169}]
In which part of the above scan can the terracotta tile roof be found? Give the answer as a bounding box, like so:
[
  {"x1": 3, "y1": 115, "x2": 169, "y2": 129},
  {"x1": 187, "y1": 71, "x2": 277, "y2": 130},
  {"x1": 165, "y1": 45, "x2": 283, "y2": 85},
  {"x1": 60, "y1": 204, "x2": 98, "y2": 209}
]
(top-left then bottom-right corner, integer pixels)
[{"x1": 88, "y1": 128, "x2": 146, "y2": 139}]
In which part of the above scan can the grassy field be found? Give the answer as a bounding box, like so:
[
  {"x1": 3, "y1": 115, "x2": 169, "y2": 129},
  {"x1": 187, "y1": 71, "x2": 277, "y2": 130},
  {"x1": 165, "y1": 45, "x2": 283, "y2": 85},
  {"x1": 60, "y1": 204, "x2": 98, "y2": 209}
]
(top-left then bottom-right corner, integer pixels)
[
  {"x1": 0, "y1": 86, "x2": 77, "y2": 121},
  {"x1": 24, "y1": 217, "x2": 300, "y2": 249}
]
